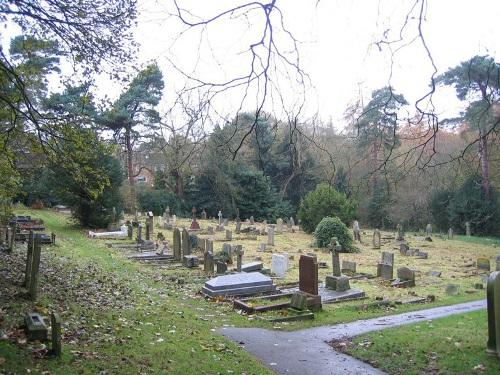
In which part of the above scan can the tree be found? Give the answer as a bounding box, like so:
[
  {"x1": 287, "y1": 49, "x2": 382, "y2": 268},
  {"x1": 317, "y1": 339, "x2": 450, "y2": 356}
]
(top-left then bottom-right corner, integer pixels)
[
  {"x1": 355, "y1": 86, "x2": 408, "y2": 190},
  {"x1": 436, "y1": 55, "x2": 500, "y2": 200},
  {"x1": 98, "y1": 64, "x2": 164, "y2": 211}
]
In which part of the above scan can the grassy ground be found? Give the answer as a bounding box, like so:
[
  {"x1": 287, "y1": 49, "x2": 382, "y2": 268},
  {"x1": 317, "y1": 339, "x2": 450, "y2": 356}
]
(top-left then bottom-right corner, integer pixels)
[
  {"x1": 0, "y1": 208, "x2": 497, "y2": 374},
  {"x1": 333, "y1": 309, "x2": 500, "y2": 375}
]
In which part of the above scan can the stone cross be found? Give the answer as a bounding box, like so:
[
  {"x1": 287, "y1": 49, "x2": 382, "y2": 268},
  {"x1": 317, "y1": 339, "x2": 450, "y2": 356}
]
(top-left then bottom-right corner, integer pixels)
[
  {"x1": 267, "y1": 225, "x2": 275, "y2": 246},
  {"x1": 448, "y1": 227, "x2": 453, "y2": 240},
  {"x1": 466, "y1": 221, "x2": 471, "y2": 237},
  {"x1": 372, "y1": 229, "x2": 381, "y2": 249},
  {"x1": 218, "y1": 210, "x2": 223, "y2": 225},
  {"x1": 235, "y1": 245, "x2": 244, "y2": 272},
  {"x1": 51, "y1": 312, "x2": 62, "y2": 357},
  {"x1": 173, "y1": 228, "x2": 181, "y2": 261},
  {"x1": 329, "y1": 238, "x2": 342, "y2": 277}
]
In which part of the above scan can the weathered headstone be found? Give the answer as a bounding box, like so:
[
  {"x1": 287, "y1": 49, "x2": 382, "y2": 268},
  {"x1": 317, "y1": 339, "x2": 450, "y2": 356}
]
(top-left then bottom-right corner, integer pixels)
[
  {"x1": 486, "y1": 271, "x2": 500, "y2": 357},
  {"x1": 226, "y1": 229, "x2": 232, "y2": 241},
  {"x1": 425, "y1": 223, "x2": 432, "y2": 238},
  {"x1": 249, "y1": 216, "x2": 255, "y2": 225},
  {"x1": 290, "y1": 292, "x2": 308, "y2": 311},
  {"x1": 163, "y1": 206, "x2": 170, "y2": 224},
  {"x1": 393, "y1": 267, "x2": 415, "y2": 287},
  {"x1": 173, "y1": 228, "x2": 181, "y2": 261},
  {"x1": 267, "y1": 225, "x2": 275, "y2": 246},
  {"x1": 241, "y1": 261, "x2": 263, "y2": 272},
  {"x1": 207, "y1": 226, "x2": 214, "y2": 235},
  {"x1": 299, "y1": 255, "x2": 318, "y2": 295},
  {"x1": 137, "y1": 224, "x2": 143, "y2": 243},
  {"x1": 377, "y1": 251, "x2": 394, "y2": 280},
  {"x1": 51, "y1": 312, "x2": 62, "y2": 357},
  {"x1": 24, "y1": 312, "x2": 47, "y2": 341},
  {"x1": 235, "y1": 220, "x2": 241, "y2": 234},
  {"x1": 190, "y1": 217, "x2": 200, "y2": 230},
  {"x1": 477, "y1": 257, "x2": 491, "y2": 271},
  {"x1": 201, "y1": 209, "x2": 207, "y2": 220},
  {"x1": 465, "y1": 221, "x2": 471, "y2": 237},
  {"x1": 342, "y1": 261, "x2": 357, "y2": 274},
  {"x1": 218, "y1": 210, "x2": 223, "y2": 225},
  {"x1": 145, "y1": 221, "x2": 150, "y2": 241},
  {"x1": 400, "y1": 243, "x2": 410, "y2": 256},
  {"x1": 204, "y1": 251, "x2": 214, "y2": 274},
  {"x1": 445, "y1": 284, "x2": 459, "y2": 296},
  {"x1": 216, "y1": 261, "x2": 227, "y2": 274},
  {"x1": 127, "y1": 224, "x2": 133, "y2": 239},
  {"x1": 183, "y1": 255, "x2": 199, "y2": 268},
  {"x1": 372, "y1": 229, "x2": 381, "y2": 249},
  {"x1": 259, "y1": 243, "x2": 266, "y2": 252},
  {"x1": 277, "y1": 218, "x2": 284, "y2": 234},
  {"x1": 24, "y1": 230, "x2": 34, "y2": 287},
  {"x1": 29, "y1": 235, "x2": 42, "y2": 301},
  {"x1": 448, "y1": 227, "x2": 454, "y2": 240},
  {"x1": 353, "y1": 220, "x2": 361, "y2": 242},
  {"x1": 396, "y1": 223, "x2": 405, "y2": 241},
  {"x1": 235, "y1": 246, "x2": 244, "y2": 272},
  {"x1": 182, "y1": 228, "x2": 191, "y2": 256},
  {"x1": 271, "y1": 254, "x2": 287, "y2": 278}
]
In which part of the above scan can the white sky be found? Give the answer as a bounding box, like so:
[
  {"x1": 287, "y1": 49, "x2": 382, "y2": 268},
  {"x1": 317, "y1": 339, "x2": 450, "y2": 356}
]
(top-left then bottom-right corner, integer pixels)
[{"x1": 3, "y1": 0, "x2": 500, "y2": 128}]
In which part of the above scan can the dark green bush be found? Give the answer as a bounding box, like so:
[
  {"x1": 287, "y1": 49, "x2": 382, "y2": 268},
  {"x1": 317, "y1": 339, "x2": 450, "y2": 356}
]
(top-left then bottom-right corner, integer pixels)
[
  {"x1": 298, "y1": 184, "x2": 356, "y2": 233},
  {"x1": 314, "y1": 216, "x2": 357, "y2": 252}
]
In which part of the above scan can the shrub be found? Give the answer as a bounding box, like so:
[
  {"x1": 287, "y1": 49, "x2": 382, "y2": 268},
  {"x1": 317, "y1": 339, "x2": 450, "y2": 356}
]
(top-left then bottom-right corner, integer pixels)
[
  {"x1": 298, "y1": 184, "x2": 356, "y2": 233},
  {"x1": 314, "y1": 216, "x2": 357, "y2": 252}
]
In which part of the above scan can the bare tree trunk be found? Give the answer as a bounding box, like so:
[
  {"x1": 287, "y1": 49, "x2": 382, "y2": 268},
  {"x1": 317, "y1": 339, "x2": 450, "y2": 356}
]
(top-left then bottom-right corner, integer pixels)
[
  {"x1": 125, "y1": 127, "x2": 136, "y2": 211},
  {"x1": 478, "y1": 84, "x2": 491, "y2": 200}
]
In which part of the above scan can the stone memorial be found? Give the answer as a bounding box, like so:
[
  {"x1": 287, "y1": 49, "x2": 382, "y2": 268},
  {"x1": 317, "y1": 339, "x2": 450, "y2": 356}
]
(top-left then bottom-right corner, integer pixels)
[
  {"x1": 182, "y1": 228, "x2": 191, "y2": 256},
  {"x1": 299, "y1": 255, "x2": 318, "y2": 295},
  {"x1": 88, "y1": 224, "x2": 128, "y2": 239},
  {"x1": 51, "y1": 313, "x2": 62, "y2": 357},
  {"x1": 202, "y1": 272, "x2": 276, "y2": 297},
  {"x1": 204, "y1": 251, "x2": 214, "y2": 274},
  {"x1": 137, "y1": 224, "x2": 143, "y2": 243},
  {"x1": 425, "y1": 223, "x2": 432, "y2": 240},
  {"x1": 241, "y1": 261, "x2": 263, "y2": 272},
  {"x1": 448, "y1": 227, "x2": 454, "y2": 240},
  {"x1": 396, "y1": 223, "x2": 405, "y2": 241},
  {"x1": 216, "y1": 261, "x2": 227, "y2": 274},
  {"x1": 466, "y1": 221, "x2": 471, "y2": 237},
  {"x1": 372, "y1": 229, "x2": 381, "y2": 249},
  {"x1": 342, "y1": 261, "x2": 357, "y2": 274},
  {"x1": 353, "y1": 220, "x2": 361, "y2": 242},
  {"x1": 173, "y1": 228, "x2": 181, "y2": 261},
  {"x1": 445, "y1": 284, "x2": 459, "y2": 296},
  {"x1": 207, "y1": 226, "x2": 214, "y2": 235},
  {"x1": 226, "y1": 229, "x2": 232, "y2": 241},
  {"x1": 250, "y1": 216, "x2": 255, "y2": 224},
  {"x1": 218, "y1": 210, "x2": 223, "y2": 225},
  {"x1": 486, "y1": 271, "x2": 500, "y2": 357},
  {"x1": 392, "y1": 267, "x2": 415, "y2": 288},
  {"x1": 400, "y1": 242, "x2": 410, "y2": 255},
  {"x1": 24, "y1": 230, "x2": 34, "y2": 288},
  {"x1": 29, "y1": 235, "x2": 42, "y2": 301},
  {"x1": 259, "y1": 243, "x2": 266, "y2": 252},
  {"x1": 183, "y1": 255, "x2": 199, "y2": 268},
  {"x1": 267, "y1": 225, "x2": 275, "y2": 246},
  {"x1": 235, "y1": 246, "x2": 244, "y2": 272},
  {"x1": 201, "y1": 209, "x2": 207, "y2": 220},
  {"x1": 477, "y1": 257, "x2": 491, "y2": 271},
  {"x1": 127, "y1": 224, "x2": 133, "y2": 239},
  {"x1": 24, "y1": 312, "x2": 47, "y2": 341},
  {"x1": 277, "y1": 218, "x2": 284, "y2": 234},
  {"x1": 235, "y1": 220, "x2": 242, "y2": 234},
  {"x1": 377, "y1": 251, "x2": 394, "y2": 280},
  {"x1": 271, "y1": 254, "x2": 287, "y2": 278}
]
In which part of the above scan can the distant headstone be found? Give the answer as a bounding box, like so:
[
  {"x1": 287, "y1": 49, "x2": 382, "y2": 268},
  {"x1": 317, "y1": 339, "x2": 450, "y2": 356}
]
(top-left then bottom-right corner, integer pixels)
[
  {"x1": 425, "y1": 223, "x2": 432, "y2": 238},
  {"x1": 201, "y1": 209, "x2": 207, "y2": 220},
  {"x1": 393, "y1": 267, "x2": 415, "y2": 287},
  {"x1": 400, "y1": 243, "x2": 410, "y2": 256},
  {"x1": 299, "y1": 255, "x2": 318, "y2": 295},
  {"x1": 445, "y1": 284, "x2": 459, "y2": 296},
  {"x1": 163, "y1": 206, "x2": 170, "y2": 224},
  {"x1": 137, "y1": 224, "x2": 143, "y2": 243},
  {"x1": 353, "y1": 220, "x2": 361, "y2": 242},
  {"x1": 259, "y1": 243, "x2": 266, "y2": 252},
  {"x1": 226, "y1": 229, "x2": 232, "y2": 241},
  {"x1": 207, "y1": 226, "x2": 214, "y2": 235},
  {"x1": 182, "y1": 228, "x2": 191, "y2": 256},
  {"x1": 127, "y1": 224, "x2": 133, "y2": 239},
  {"x1": 465, "y1": 221, "x2": 471, "y2": 237},
  {"x1": 190, "y1": 218, "x2": 200, "y2": 230},
  {"x1": 250, "y1": 216, "x2": 254, "y2": 225},
  {"x1": 372, "y1": 229, "x2": 381, "y2": 249},
  {"x1": 173, "y1": 228, "x2": 181, "y2": 261},
  {"x1": 145, "y1": 221, "x2": 150, "y2": 241},
  {"x1": 477, "y1": 257, "x2": 491, "y2": 271},
  {"x1": 290, "y1": 292, "x2": 308, "y2": 311},
  {"x1": 267, "y1": 225, "x2": 275, "y2": 246},
  {"x1": 204, "y1": 251, "x2": 214, "y2": 274},
  {"x1": 277, "y1": 218, "x2": 284, "y2": 234},
  {"x1": 448, "y1": 228, "x2": 454, "y2": 240},
  {"x1": 331, "y1": 251, "x2": 341, "y2": 277},
  {"x1": 218, "y1": 210, "x2": 223, "y2": 225},
  {"x1": 396, "y1": 223, "x2": 405, "y2": 241},
  {"x1": 271, "y1": 254, "x2": 287, "y2": 278},
  {"x1": 235, "y1": 220, "x2": 242, "y2": 234}
]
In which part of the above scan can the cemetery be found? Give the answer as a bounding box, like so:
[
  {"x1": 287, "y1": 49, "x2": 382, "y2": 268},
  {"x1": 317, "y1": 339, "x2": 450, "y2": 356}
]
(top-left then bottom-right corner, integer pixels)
[{"x1": 1, "y1": 1, "x2": 500, "y2": 374}]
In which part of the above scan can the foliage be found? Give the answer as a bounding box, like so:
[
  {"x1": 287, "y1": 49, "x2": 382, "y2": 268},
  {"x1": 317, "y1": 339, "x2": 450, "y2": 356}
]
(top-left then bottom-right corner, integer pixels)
[
  {"x1": 429, "y1": 189, "x2": 453, "y2": 231},
  {"x1": 298, "y1": 184, "x2": 356, "y2": 233},
  {"x1": 366, "y1": 182, "x2": 391, "y2": 229},
  {"x1": 314, "y1": 216, "x2": 357, "y2": 252},
  {"x1": 136, "y1": 186, "x2": 180, "y2": 216}
]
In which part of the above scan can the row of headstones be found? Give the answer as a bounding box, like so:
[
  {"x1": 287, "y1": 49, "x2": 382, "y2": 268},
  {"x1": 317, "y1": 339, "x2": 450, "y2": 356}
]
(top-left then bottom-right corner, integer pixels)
[
  {"x1": 370, "y1": 227, "x2": 457, "y2": 249},
  {"x1": 376, "y1": 251, "x2": 416, "y2": 286}
]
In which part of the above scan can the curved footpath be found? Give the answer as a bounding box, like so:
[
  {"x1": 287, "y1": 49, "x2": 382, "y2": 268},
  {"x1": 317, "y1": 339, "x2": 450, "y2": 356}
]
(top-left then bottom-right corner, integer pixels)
[{"x1": 220, "y1": 300, "x2": 486, "y2": 375}]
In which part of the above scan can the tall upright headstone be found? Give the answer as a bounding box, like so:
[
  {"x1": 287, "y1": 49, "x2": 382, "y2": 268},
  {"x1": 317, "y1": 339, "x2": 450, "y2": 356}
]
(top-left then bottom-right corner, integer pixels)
[
  {"x1": 206, "y1": 239, "x2": 214, "y2": 254},
  {"x1": 145, "y1": 221, "x2": 150, "y2": 241},
  {"x1": 204, "y1": 251, "x2": 214, "y2": 274},
  {"x1": 466, "y1": 221, "x2": 471, "y2": 237},
  {"x1": 29, "y1": 235, "x2": 42, "y2": 301},
  {"x1": 235, "y1": 221, "x2": 242, "y2": 234},
  {"x1": 372, "y1": 229, "x2": 381, "y2": 249},
  {"x1": 173, "y1": 228, "x2": 181, "y2": 261},
  {"x1": 235, "y1": 245, "x2": 244, "y2": 272},
  {"x1": 24, "y1": 230, "x2": 34, "y2": 287},
  {"x1": 353, "y1": 220, "x2": 361, "y2": 242},
  {"x1": 487, "y1": 271, "x2": 500, "y2": 357},
  {"x1": 182, "y1": 228, "x2": 191, "y2": 256},
  {"x1": 226, "y1": 229, "x2": 232, "y2": 241},
  {"x1": 249, "y1": 216, "x2": 254, "y2": 225},
  {"x1": 137, "y1": 224, "x2": 143, "y2": 243},
  {"x1": 51, "y1": 313, "x2": 62, "y2": 357},
  {"x1": 271, "y1": 254, "x2": 287, "y2": 278},
  {"x1": 164, "y1": 206, "x2": 170, "y2": 224},
  {"x1": 396, "y1": 223, "x2": 404, "y2": 241},
  {"x1": 201, "y1": 209, "x2": 207, "y2": 220},
  {"x1": 276, "y1": 218, "x2": 284, "y2": 234},
  {"x1": 425, "y1": 223, "x2": 432, "y2": 238},
  {"x1": 127, "y1": 224, "x2": 133, "y2": 239},
  {"x1": 218, "y1": 210, "x2": 223, "y2": 225},
  {"x1": 299, "y1": 255, "x2": 318, "y2": 295},
  {"x1": 377, "y1": 251, "x2": 394, "y2": 280},
  {"x1": 267, "y1": 225, "x2": 275, "y2": 246},
  {"x1": 448, "y1": 227, "x2": 454, "y2": 240}
]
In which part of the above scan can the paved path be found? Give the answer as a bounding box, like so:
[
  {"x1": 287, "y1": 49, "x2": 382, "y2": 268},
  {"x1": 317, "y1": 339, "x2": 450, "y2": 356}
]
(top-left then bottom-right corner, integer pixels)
[{"x1": 220, "y1": 300, "x2": 486, "y2": 375}]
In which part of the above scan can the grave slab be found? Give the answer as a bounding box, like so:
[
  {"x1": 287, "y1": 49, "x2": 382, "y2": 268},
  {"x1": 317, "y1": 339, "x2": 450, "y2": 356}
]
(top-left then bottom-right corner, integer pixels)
[{"x1": 202, "y1": 272, "x2": 276, "y2": 297}]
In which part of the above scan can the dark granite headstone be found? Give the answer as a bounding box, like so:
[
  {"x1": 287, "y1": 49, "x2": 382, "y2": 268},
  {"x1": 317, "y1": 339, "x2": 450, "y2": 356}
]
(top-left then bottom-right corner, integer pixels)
[
  {"x1": 299, "y1": 255, "x2": 318, "y2": 296},
  {"x1": 486, "y1": 271, "x2": 500, "y2": 357},
  {"x1": 173, "y1": 228, "x2": 181, "y2": 261}
]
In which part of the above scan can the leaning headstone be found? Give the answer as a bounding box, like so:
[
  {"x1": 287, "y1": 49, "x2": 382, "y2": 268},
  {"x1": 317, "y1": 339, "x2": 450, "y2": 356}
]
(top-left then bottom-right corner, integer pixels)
[
  {"x1": 182, "y1": 228, "x2": 191, "y2": 256},
  {"x1": 372, "y1": 229, "x2": 381, "y2": 249},
  {"x1": 173, "y1": 228, "x2": 181, "y2": 261},
  {"x1": 299, "y1": 255, "x2": 318, "y2": 295},
  {"x1": 50, "y1": 313, "x2": 62, "y2": 357},
  {"x1": 267, "y1": 225, "x2": 275, "y2": 246},
  {"x1": 271, "y1": 254, "x2": 287, "y2": 278},
  {"x1": 29, "y1": 235, "x2": 42, "y2": 301},
  {"x1": 204, "y1": 251, "x2": 214, "y2": 274},
  {"x1": 486, "y1": 271, "x2": 500, "y2": 357},
  {"x1": 226, "y1": 229, "x2": 232, "y2": 241},
  {"x1": 465, "y1": 221, "x2": 471, "y2": 237},
  {"x1": 241, "y1": 261, "x2": 263, "y2": 272},
  {"x1": 448, "y1": 227, "x2": 454, "y2": 240},
  {"x1": 477, "y1": 257, "x2": 491, "y2": 271}
]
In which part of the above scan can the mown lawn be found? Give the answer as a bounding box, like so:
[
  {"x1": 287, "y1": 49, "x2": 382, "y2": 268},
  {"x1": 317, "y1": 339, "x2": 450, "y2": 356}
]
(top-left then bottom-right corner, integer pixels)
[
  {"x1": 336, "y1": 309, "x2": 500, "y2": 375},
  {"x1": 0, "y1": 209, "x2": 496, "y2": 374}
]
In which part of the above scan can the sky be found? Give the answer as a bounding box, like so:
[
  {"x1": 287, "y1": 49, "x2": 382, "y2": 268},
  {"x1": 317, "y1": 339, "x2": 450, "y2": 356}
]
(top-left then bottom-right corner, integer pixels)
[{"x1": 3, "y1": 0, "x2": 500, "y2": 129}]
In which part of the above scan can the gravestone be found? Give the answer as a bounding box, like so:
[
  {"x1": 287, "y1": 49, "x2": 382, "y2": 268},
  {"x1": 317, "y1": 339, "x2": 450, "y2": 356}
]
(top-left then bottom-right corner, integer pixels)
[
  {"x1": 221, "y1": 242, "x2": 232, "y2": 263},
  {"x1": 24, "y1": 230, "x2": 34, "y2": 287},
  {"x1": 377, "y1": 251, "x2": 394, "y2": 280},
  {"x1": 372, "y1": 229, "x2": 381, "y2": 249},
  {"x1": 207, "y1": 226, "x2": 214, "y2": 235},
  {"x1": 477, "y1": 257, "x2": 491, "y2": 271},
  {"x1": 241, "y1": 261, "x2": 263, "y2": 272},
  {"x1": 202, "y1": 272, "x2": 276, "y2": 297},
  {"x1": 235, "y1": 246, "x2": 244, "y2": 272},
  {"x1": 425, "y1": 223, "x2": 432, "y2": 239},
  {"x1": 163, "y1": 206, "x2": 170, "y2": 224},
  {"x1": 201, "y1": 209, "x2": 207, "y2": 220},
  {"x1": 183, "y1": 255, "x2": 199, "y2": 268},
  {"x1": 396, "y1": 223, "x2": 405, "y2": 241},
  {"x1": 325, "y1": 239, "x2": 350, "y2": 291},
  {"x1": 223, "y1": 218, "x2": 229, "y2": 226},
  {"x1": 235, "y1": 220, "x2": 241, "y2": 234},
  {"x1": 299, "y1": 255, "x2": 318, "y2": 295},
  {"x1": 24, "y1": 312, "x2": 47, "y2": 341},
  {"x1": 173, "y1": 228, "x2": 181, "y2": 261},
  {"x1": 353, "y1": 220, "x2": 361, "y2": 242},
  {"x1": 277, "y1": 218, "x2": 284, "y2": 234},
  {"x1": 445, "y1": 284, "x2": 459, "y2": 296},
  {"x1": 29, "y1": 235, "x2": 42, "y2": 301},
  {"x1": 466, "y1": 221, "x2": 471, "y2": 237},
  {"x1": 448, "y1": 227, "x2": 454, "y2": 240},
  {"x1": 51, "y1": 313, "x2": 62, "y2": 357},
  {"x1": 226, "y1": 229, "x2": 232, "y2": 241},
  {"x1": 486, "y1": 271, "x2": 500, "y2": 357},
  {"x1": 250, "y1": 216, "x2": 255, "y2": 225},
  {"x1": 137, "y1": 224, "x2": 143, "y2": 243},
  {"x1": 182, "y1": 229, "x2": 191, "y2": 256},
  {"x1": 190, "y1": 218, "x2": 200, "y2": 230},
  {"x1": 216, "y1": 224, "x2": 224, "y2": 232},
  {"x1": 271, "y1": 254, "x2": 287, "y2": 278},
  {"x1": 127, "y1": 224, "x2": 133, "y2": 239},
  {"x1": 393, "y1": 267, "x2": 415, "y2": 288},
  {"x1": 290, "y1": 292, "x2": 308, "y2": 311},
  {"x1": 267, "y1": 225, "x2": 275, "y2": 246},
  {"x1": 342, "y1": 261, "x2": 357, "y2": 274},
  {"x1": 400, "y1": 243, "x2": 410, "y2": 256},
  {"x1": 145, "y1": 221, "x2": 150, "y2": 241},
  {"x1": 218, "y1": 210, "x2": 223, "y2": 225},
  {"x1": 216, "y1": 261, "x2": 227, "y2": 274},
  {"x1": 204, "y1": 251, "x2": 214, "y2": 274}
]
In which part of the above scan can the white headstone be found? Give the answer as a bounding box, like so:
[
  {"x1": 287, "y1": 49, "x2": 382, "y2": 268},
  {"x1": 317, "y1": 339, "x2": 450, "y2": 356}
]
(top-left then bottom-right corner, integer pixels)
[{"x1": 271, "y1": 254, "x2": 287, "y2": 278}]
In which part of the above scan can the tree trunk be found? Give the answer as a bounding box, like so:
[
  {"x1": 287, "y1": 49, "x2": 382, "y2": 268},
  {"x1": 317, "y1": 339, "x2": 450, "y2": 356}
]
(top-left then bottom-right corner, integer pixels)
[
  {"x1": 478, "y1": 83, "x2": 491, "y2": 200},
  {"x1": 125, "y1": 127, "x2": 136, "y2": 211}
]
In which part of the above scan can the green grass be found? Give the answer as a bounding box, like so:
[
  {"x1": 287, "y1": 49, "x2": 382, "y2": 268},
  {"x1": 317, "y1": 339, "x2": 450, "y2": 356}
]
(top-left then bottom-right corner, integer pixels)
[
  {"x1": 0, "y1": 209, "x2": 494, "y2": 374},
  {"x1": 454, "y1": 234, "x2": 500, "y2": 247},
  {"x1": 340, "y1": 309, "x2": 500, "y2": 375}
]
